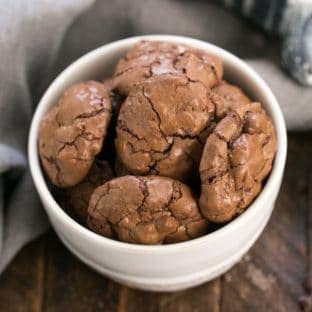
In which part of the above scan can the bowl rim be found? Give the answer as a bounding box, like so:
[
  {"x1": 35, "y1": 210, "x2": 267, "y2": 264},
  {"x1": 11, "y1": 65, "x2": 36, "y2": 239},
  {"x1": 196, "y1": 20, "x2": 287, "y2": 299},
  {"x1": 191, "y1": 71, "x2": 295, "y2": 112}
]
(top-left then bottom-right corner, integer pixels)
[{"x1": 28, "y1": 34, "x2": 287, "y2": 253}]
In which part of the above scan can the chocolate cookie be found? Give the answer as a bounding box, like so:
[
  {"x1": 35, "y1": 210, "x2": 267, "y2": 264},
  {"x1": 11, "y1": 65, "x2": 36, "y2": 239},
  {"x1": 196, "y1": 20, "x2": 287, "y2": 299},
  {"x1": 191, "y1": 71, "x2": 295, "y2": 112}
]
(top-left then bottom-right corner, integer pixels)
[
  {"x1": 115, "y1": 74, "x2": 215, "y2": 181},
  {"x1": 88, "y1": 175, "x2": 208, "y2": 244},
  {"x1": 39, "y1": 81, "x2": 112, "y2": 187},
  {"x1": 210, "y1": 80, "x2": 251, "y2": 119},
  {"x1": 109, "y1": 40, "x2": 222, "y2": 95},
  {"x1": 199, "y1": 102, "x2": 277, "y2": 223},
  {"x1": 63, "y1": 160, "x2": 114, "y2": 223},
  {"x1": 114, "y1": 156, "x2": 131, "y2": 177}
]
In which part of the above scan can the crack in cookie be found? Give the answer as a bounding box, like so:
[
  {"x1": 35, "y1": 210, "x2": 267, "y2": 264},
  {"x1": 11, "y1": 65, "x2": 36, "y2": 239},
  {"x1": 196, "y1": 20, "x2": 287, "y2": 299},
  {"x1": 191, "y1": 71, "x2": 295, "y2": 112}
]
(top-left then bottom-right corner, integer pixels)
[
  {"x1": 199, "y1": 100, "x2": 277, "y2": 223},
  {"x1": 87, "y1": 175, "x2": 209, "y2": 244},
  {"x1": 108, "y1": 40, "x2": 222, "y2": 95},
  {"x1": 115, "y1": 74, "x2": 215, "y2": 181},
  {"x1": 39, "y1": 81, "x2": 112, "y2": 187}
]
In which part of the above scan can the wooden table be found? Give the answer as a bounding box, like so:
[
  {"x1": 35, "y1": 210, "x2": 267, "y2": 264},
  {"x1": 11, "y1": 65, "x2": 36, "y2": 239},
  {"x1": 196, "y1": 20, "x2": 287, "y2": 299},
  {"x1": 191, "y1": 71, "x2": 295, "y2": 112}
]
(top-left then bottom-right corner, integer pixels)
[{"x1": 0, "y1": 133, "x2": 311, "y2": 312}]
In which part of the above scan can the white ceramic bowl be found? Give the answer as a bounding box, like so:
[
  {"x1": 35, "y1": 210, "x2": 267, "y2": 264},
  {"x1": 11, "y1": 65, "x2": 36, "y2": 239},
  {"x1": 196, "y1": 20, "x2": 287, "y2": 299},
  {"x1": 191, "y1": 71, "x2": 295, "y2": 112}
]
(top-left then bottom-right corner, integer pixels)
[{"x1": 28, "y1": 35, "x2": 287, "y2": 292}]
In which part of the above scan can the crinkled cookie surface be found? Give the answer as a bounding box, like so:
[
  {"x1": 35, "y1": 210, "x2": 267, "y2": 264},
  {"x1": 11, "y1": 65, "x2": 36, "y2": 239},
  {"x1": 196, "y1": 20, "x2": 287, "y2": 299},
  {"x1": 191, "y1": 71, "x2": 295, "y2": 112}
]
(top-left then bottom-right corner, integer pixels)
[
  {"x1": 39, "y1": 81, "x2": 112, "y2": 187},
  {"x1": 88, "y1": 175, "x2": 209, "y2": 244},
  {"x1": 199, "y1": 102, "x2": 276, "y2": 223},
  {"x1": 115, "y1": 74, "x2": 215, "y2": 181},
  {"x1": 63, "y1": 160, "x2": 114, "y2": 223},
  {"x1": 109, "y1": 40, "x2": 222, "y2": 95}
]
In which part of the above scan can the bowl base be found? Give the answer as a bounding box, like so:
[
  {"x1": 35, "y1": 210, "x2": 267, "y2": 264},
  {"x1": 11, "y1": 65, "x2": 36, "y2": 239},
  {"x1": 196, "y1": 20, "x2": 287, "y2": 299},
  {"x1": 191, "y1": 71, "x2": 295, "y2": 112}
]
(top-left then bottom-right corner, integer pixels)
[{"x1": 60, "y1": 234, "x2": 241, "y2": 291}]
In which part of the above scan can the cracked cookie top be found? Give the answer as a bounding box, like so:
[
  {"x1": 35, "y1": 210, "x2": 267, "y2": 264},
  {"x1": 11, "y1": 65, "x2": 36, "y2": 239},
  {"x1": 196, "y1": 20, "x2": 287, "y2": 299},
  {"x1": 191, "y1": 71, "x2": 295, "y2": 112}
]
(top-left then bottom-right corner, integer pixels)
[
  {"x1": 115, "y1": 74, "x2": 215, "y2": 181},
  {"x1": 87, "y1": 175, "x2": 209, "y2": 244},
  {"x1": 210, "y1": 80, "x2": 251, "y2": 119},
  {"x1": 39, "y1": 81, "x2": 112, "y2": 187},
  {"x1": 108, "y1": 40, "x2": 222, "y2": 95},
  {"x1": 62, "y1": 160, "x2": 114, "y2": 224},
  {"x1": 199, "y1": 102, "x2": 277, "y2": 223}
]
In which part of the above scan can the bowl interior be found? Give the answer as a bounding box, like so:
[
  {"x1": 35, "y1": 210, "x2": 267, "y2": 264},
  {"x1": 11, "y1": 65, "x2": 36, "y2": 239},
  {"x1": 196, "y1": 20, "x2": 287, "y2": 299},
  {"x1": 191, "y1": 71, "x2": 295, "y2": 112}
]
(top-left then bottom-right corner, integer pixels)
[{"x1": 28, "y1": 35, "x2": 287, "y2": 250}]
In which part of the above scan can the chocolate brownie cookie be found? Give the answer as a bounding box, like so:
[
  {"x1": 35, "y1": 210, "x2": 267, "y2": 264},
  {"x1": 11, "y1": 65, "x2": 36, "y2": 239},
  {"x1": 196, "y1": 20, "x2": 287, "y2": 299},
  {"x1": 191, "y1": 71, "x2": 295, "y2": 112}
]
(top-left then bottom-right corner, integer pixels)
[
  {"x1": 63, "y1": 160, "x2": 113, "y2": 223},
  {"x1": 210, "y1": 80, "x2": 251, "y2": 119},
  {"x1": 109, "y1": 40, "x2": 222, "y2": 95},
  {"x1": 114, "y1": 156, "x2": 131, "y2": 177},
  {"x1": 88, "y1": 175, "x2": 209, "y2": 244},
  {"x1": 199, "y1": 102, "x2": 277, "y2": 223},
  {"x1": 39, "y1": 81, "x2": 112, "y2": 187},
  {"x1": 115, "y1": 74, "x2": 215, "y2": 181}
]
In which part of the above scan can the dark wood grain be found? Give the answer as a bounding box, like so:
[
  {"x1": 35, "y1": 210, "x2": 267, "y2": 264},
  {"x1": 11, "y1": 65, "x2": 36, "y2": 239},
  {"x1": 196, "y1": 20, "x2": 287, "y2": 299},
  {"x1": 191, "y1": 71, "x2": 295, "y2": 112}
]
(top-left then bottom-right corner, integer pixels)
[
  {"x1": 0, "y1": 237, "x2": 45, "y2": 312},
  {"x1": 0, "y1": 133, "x2": 311, "y2": 312},
  {"x1": 124, "y1": 279, "x2": 221, "y2": 312},
  {"x1": 299, "y1": 163, "x2": 312, "y2": 311},
  {"x1": 42, "y1": 232, "x2": 121, "y2": 312}
]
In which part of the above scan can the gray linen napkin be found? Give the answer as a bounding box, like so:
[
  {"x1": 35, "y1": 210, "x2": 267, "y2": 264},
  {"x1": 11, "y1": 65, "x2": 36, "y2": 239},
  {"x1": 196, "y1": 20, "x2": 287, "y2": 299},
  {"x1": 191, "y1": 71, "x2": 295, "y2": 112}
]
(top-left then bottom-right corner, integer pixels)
[
  {"x1": 0, "y1": 0, "x2": 311, "y2": 272},
  {"x1": 0, "y1": 0, "x2": 93, "y2": 271}
]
